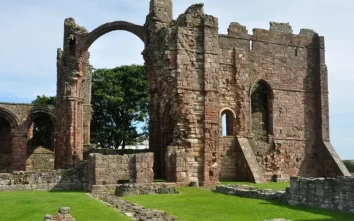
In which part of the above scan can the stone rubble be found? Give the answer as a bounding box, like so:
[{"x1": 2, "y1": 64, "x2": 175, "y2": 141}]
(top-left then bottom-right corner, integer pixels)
[
  {"x1": 115, "y1": 183, "x2": 179, "y2": 197},
  {"x1": 91, "y1": 192, "x2": 177, "y2": 221},
  {"x1": 216, "y1": 184, "x2": 287, "y2": 203},
  {"x1": 44, "y1": 207, "x2": 75, "y2": 221}
]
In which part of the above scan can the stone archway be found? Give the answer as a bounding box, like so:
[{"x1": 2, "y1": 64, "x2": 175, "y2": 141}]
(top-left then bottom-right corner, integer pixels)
[
  {"x1": 0, "y1": 107, "x2": 20, "y2": 171},
  {"x1": 56, "y1": 17, "x2": 147, "y2": 169},
  {"x1": 250, "y1": 79, "x2": 274, "y2": 137},
  {"x1": 82, "y1": 21, "x2": 145, "y2": 50},
  {"x1": 0, "y1": 117, "x2": 12, "y2": 172},
  {"x1": 26, "y1": 107, "x2": 59, "y2": 170}
]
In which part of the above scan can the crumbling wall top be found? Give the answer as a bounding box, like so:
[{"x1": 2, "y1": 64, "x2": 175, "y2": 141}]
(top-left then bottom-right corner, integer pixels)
[
  {"x1": 64, "y1": 17, "x2": 88, "y2": 34},
  {"x1": 269, "y1": 22, "x2": 293, "y2": 34},
  {"x1": 299, "y1": 28, "x2": 318, "y2": 36},
  {"x1": 228, "y1": 22, "x2": 248, "y2": 37}
]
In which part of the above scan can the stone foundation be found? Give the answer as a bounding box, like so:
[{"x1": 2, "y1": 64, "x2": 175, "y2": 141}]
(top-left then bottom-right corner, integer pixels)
[
  {"x1": 287, "y1": 176, "x2": 354, "y2": 213},
  {"x1": 0, "y1": 162, "x2": 88, "y2": 191},
  {"x1": 84, "y1": 148, "x2": 148, "y2": 159},
  {"x1": 216, "y1": 176, "x2": 354, "y2": 213},
  {"x1": 115, "y1": 183, "x2": 179, "y2": 196},
  {"x1": 87, "y1": 153, "x2": 154, "y2": 192},
  {"x1": 216, "y1": 184, "x2": 287, "y2": 202},
  {"x1": 26, "y1": 147, "x2": 54, "y2": 171},
  {"x1": 91, "y1": 192, "x2": 177, "y2": 221}
]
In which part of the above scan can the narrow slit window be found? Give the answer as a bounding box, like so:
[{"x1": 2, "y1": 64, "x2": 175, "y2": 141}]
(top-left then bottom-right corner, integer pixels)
[
  {"x1": 221, "y1": 110, "x2": 234, "y2": 136},
  {"x1": 295, "y1": 47, "x2": 298, "y2": 56},
  {"x1": 69, "y1": 34, "x2": 76, "y2": 56},
  {"x1": 250, "y1": 40, "x2": 253, "y2": 51}
]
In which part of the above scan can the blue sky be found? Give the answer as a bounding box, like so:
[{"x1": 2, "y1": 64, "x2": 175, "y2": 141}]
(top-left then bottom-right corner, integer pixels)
[{"x1": 1, "y1": 0, "x2": 354, "y2": 159}]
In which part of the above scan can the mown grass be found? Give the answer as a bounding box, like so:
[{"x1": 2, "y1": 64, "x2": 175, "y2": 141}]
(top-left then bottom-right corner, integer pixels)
[
  {"x1": 0, "y1": 191, "x2": 131, "y2": 221},
  {"x1": 126, "y1": 187, "x2": 353, "y2": 221},
  {"x1": 219, "y1": 181, "x2": 290, "y2": 191}
]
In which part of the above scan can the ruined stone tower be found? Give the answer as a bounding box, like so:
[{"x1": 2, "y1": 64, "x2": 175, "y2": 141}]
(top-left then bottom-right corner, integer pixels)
[
  {"x1": 45, "y1": 0, "x2": 354, "y2": 184},
  {"x1": 0, "y1": 0, "x2": 350, "y2": 185}
]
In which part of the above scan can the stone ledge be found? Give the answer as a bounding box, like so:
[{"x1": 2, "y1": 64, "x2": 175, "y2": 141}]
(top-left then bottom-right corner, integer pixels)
[
  {"x1": 91, "y1": 184, "x2": 117, "y2": 193},
  {"x1": 91, "y1": 192, "x2": 177, "y2": 221},
  {"x1": 216, "y1": 184, "x2": 287, "y2": 203},
  {"x1": 115, "y1": 183, "x2": 179, "y2": 196}
]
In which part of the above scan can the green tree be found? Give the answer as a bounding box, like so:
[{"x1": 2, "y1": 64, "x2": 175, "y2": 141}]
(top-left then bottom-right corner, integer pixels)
[
  {"x1": 31, "y1": 95, "x2": 56, "y2": 105},
  {"x1": 91, "y1": 65, "x2": 148, "y2": 149}
]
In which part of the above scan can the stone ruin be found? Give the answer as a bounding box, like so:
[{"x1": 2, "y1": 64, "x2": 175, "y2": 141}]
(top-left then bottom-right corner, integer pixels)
[
  {"x1": 44, "y1": 207, "x2": 75, "y2": 221},
  {"x1": 0, "y1": 0, "x2": 351, "y2": 187},
  {"x1": 217, "y1": 176, "x2": 354, "y2": 213}
]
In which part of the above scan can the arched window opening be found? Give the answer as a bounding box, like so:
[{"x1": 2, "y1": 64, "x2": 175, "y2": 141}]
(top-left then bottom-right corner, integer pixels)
[
  {"x1": 251, "y1": 80, "x2": 273, "y2": 137},
  {"x1": 69, "y1": 34, "x2": 76, "y2": 56},
  {"x1": 28, "y1": 115, "x2": 54, "y2": 149},
  {"x1": 27, "y1": 115, "x2": 55, "y2": 171},
  {"x1": 221, "y1": 109, "x2": 235, "y2": 137},
  {"x1": 0, "y1": 117, "x2": 12, "y2": 172}
]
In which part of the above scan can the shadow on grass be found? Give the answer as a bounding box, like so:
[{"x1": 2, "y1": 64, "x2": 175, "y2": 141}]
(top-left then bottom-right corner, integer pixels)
[{"x1": 48, "y1": 190, "x2": 86, "y2": 193}]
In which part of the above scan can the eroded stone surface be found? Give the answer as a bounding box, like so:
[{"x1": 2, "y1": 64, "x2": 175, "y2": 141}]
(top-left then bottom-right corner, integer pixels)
[
  {"x1": 0, "y1": 0, "x2": 350, "y2": 187},
  {"x1": 115, "y1": 183, "x2": 179, "y2": 196},
  {"x1": 287, "y1": 176, "x2": 354, "y2": 213},
  {"x1": 217, "y1": 176, "x2": 354, "y2": 213},
  {"x1": 44, "y1": 207, "x2": 75, "y2": 221},
  {"x1": 0, "y1": 161, "x2": 88, "y2": 191},
  {"x1": 91, "y1": 192, "x2": 178, "y2": 221},
  {"x1": 216, "y1": 184, "x2": 287, "y2": 202},
  {"x1": 87, "y1": 153, "x2": 154, "y2": 192}
]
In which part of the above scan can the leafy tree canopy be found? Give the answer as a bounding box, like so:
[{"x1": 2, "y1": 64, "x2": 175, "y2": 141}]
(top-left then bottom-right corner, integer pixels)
[
  {"x1": 90, "y1": 65, "x2": 148, "y2": 149},
  {"x1": 31, "y1": 95, "x2": 56, "y2": 105},
  {"x1": 31, "y1": 65, "x2": 148, "y2": 150}
]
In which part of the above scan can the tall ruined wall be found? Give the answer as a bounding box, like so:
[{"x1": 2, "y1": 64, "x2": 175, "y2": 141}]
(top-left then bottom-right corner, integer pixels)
[
  {"x1": 49, "y1": 0, "x2": 351, "y2": 186},
  {"x1": 162, "y1": 4, "x2": 221, "y2": 185},
  {"x1": 144, "y1": 0, "x2": 175, "y2": 179},
  {"x1": 217, "y1": 22, "x2": 349, "y2": 181}
]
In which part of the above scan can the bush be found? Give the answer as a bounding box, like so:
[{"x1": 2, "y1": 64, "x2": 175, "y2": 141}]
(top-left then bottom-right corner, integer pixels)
[{"x1": 343, "y1": 160, "x2": 354, "y2": 172}]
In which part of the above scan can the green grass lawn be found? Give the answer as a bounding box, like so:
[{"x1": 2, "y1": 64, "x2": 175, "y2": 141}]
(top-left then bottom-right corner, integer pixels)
[
  {"x1": 0, "y1": 191, "x2": 131, "y2": 221},
  {"x1": 219, "y1": 181, "x2": 290, "y2": 191},
  {"x1": 126, "y1": 187, "x2": 353, "y2": 221}
]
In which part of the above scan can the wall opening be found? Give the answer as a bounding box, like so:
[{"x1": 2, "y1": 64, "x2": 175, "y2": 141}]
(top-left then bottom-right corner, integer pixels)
[
  {"x1": 0, "y1": 117, "x2": 12, "y2": 172},
  {"x1": 27, "y1": 114, "x2": 54, "y2": 171},
  {"x1": 69, "y1": 34, "x2": 76, "y2": 56},
  {"x1": 250, "y1": 80, "x2": 273, "y2": 137},
  {"x1": 250, "y1": 40, "x2": 253, "y2": 51},
  {"x1": 221, "y1": 109, "x2": 235, "y2": 136},
  {"x1": 220, "y1": 108, "x2": 237, "y2": 182},
  {"x1": 295, "y1": 47, "x2": 298, "y2": 56}
]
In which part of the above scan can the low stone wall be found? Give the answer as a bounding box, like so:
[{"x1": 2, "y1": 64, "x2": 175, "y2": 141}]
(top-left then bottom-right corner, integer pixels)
[
  {"x1": 26, "y1": 147, "x2": 54, "y2": 171},
  {"x1": 88, "y1": 153, "x2": 154, "y2": 192},
  {"x1": 216, "y1": 185, "x2": 287, "y2": 203},
  {"x1": 287, "y1": 176, "x2": 354, "y2": 213},
  {"x1": 88, "y1": 148, "x2": 149, "y2": 155},
  {"x1": 84, "y1": 148, "x2": 149, "y2": 160},
  {"x1": 44, "y1": 207, "x2": 75, "y2": 221},
  {"x1": 217, "y1": 176, "x2": 354, "y2": 213},
  {"x1": 91, "y1": 192, "x2": 177, "y2": 221},
  {"x1": 115, "y1": 183, "x2": 179, "y2": 196},
  {"x1": 0, "y1": 161, "x2": 88, "y2": 191}
]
